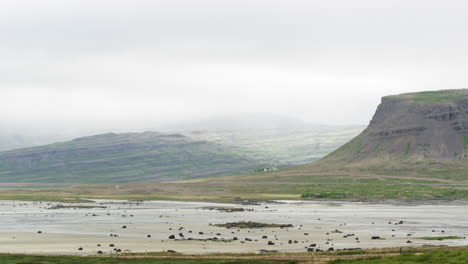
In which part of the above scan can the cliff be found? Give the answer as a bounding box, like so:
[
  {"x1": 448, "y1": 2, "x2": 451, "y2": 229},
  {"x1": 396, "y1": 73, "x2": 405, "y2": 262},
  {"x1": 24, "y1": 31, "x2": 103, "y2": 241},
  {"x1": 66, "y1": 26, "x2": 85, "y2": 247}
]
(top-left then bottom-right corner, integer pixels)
[{"x1": 321, "y1": 89, "x2": 468, "y2": 165}]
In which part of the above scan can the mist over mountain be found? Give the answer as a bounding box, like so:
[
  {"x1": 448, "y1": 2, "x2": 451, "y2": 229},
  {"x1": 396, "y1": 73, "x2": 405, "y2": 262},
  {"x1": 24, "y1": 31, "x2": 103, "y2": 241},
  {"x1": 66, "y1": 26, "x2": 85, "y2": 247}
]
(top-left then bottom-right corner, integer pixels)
[
  {"x1": 0, "y1": 114, "x2": 363, "y2": 183},
  {"x1": 0, "y1": 114, "x2": 363, "y2": 151}
]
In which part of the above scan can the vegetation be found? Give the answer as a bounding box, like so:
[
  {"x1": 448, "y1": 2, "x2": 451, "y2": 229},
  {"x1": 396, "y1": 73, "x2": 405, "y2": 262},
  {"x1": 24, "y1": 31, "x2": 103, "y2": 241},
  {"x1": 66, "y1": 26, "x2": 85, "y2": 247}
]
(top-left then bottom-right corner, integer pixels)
[
  {"x1": 0, "y1": 132, "x2": 274, "y2": 184},
  {"x1": 48, "y1": 204, "x2": 106, "y2": 209},
  {"x1": 300, "y1": 183, "x2": 468, "y2": 200},
  {"x1": 1, "y1": 247, "x2": 467, "y2": 264},
  {"x1": 328, "y1": 248, "x2": 468, "y2": 264},
  {"x1": 186, "y1": 125, "x2": 363, "y2": 165},
  {"x1": 396, "y1": 89, "x2": 468, "y2": 104},
  {"x1": 330, "y1": 250, "x2": 367, "y2": 256},
  {"x1": 0, "y1": 124, "x2": 364, "y2": 184},
  {"x1": 419, "y1": 236, "x2": 464, "y2": 240},
  {"x1": 0, "y1": 254, "x2": 294, "y2": 264},
  {"x1": 1, "y1": 168, "x2": 467, "y2": 202},
  {"x1": 213, "y1": 221, "x2": 293, "y2": 229}
]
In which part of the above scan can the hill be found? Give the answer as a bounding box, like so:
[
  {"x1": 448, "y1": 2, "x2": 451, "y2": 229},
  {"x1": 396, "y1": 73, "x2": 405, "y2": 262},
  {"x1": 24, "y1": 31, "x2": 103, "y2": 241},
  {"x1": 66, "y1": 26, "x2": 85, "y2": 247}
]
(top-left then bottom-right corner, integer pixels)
[
  {"x1": 0, "y1": 132, "x2": 273, "y2": 183},
  {"x1": 183, "y1": 125, "x2": 363, "y2": 165},
  {"x1": 1, "y1": 90, "x2": 468, "y2": 201},
  {"x1": 147, "y1": 89, "x2": 467, "y2": 201},
  {"x1": 0, "y1": 117, "x2": 364, "y2": 184},
  {"x1": 318, "y1": 89, "x2": 468, "y2": 167}
]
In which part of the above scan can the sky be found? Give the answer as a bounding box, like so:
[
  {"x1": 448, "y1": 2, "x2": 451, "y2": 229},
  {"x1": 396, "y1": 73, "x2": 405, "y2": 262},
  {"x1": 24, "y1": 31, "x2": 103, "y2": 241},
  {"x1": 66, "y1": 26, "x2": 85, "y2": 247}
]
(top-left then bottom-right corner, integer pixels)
[{"x1": 1, "y1": 0, "x2": 468, "y2": 132}]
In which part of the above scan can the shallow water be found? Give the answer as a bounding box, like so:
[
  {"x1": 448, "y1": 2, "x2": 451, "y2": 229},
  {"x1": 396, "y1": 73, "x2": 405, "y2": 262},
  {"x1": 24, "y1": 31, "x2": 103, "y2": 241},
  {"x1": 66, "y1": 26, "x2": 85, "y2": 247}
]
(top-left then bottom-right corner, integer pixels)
[{"x1": 0, "y1": 199, "x2": 467, "y2": 255}]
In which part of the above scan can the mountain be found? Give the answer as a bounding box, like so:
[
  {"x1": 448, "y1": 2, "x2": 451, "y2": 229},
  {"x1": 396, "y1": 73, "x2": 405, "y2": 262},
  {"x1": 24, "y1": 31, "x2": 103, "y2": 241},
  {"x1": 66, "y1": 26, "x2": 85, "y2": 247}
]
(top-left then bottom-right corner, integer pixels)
[
  {"x1": 318, "y1": 89, "x2": 468, "y2": 168},
  {"x1": 183, "y1": 125, "x2": 363, "y2": 165},
  {"x1": 2, "y1": 91, "x2": 467, "y2": 201},
  {"x1": 156, "y1": 114, "x2": 364, "y2": 165},
  {"x1": 0, "y1": 132, "x2": 273, "y2": 183},
  {"x1": 139, "y1": 89, "x2": 466, "y2": 201},
  {"x1": 0, "y1": 115, "x2": 363, "y2": 155}
]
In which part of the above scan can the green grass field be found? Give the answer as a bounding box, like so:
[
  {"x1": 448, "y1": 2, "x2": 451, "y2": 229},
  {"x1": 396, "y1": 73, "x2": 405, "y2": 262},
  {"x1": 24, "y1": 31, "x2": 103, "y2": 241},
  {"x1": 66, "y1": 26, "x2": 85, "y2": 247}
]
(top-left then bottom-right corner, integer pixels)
[
  {"x1": 328, "y1": 249, "x2": 468, "y2": 264},
  {"x1": 0, "y1": 168, "x2": 467, "y2": 203},
  {"x1": 0, "y1": 254, "x2": 295, "y2": 264},
  {"x1": 419, "y1": 236, "x2": 464, "y2": 241},
  {"x1": 1, "y1": 247, "x2": 467, "y2": 264}
]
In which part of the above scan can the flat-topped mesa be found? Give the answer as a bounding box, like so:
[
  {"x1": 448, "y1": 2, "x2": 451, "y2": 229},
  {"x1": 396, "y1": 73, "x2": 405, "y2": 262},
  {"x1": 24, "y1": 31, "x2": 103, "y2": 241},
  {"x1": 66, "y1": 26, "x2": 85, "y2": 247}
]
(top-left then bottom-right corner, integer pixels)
[{"x1": 322, "y1": 89, "x2": 468, "y2": 164}]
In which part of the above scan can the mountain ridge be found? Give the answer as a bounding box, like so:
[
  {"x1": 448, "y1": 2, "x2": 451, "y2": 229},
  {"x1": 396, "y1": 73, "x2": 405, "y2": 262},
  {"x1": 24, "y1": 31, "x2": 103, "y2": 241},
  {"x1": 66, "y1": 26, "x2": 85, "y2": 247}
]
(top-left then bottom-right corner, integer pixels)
[{"x1": 0, "y1": 131, "x2": 273, "y2": 183}]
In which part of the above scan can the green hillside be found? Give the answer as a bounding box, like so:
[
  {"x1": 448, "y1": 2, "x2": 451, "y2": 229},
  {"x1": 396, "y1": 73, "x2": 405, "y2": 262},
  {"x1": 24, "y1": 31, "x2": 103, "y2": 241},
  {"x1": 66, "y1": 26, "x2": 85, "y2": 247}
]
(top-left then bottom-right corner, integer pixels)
[
  {"x1": 393, "y1": 89, "x2": 468, "y2": 103},
  {"x1": 0, "y1": 132, "x2": 273, "y2": 184},
  {"x1": 0, "y1": 123, "x2": 363, "y2": 184}
]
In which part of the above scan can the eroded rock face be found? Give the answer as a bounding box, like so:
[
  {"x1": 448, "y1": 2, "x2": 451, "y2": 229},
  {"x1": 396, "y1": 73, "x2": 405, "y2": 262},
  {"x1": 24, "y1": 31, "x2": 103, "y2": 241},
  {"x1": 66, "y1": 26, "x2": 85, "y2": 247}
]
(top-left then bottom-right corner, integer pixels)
[{"x1": 325, "y1": 89, "x2": 468, "y2": 162}]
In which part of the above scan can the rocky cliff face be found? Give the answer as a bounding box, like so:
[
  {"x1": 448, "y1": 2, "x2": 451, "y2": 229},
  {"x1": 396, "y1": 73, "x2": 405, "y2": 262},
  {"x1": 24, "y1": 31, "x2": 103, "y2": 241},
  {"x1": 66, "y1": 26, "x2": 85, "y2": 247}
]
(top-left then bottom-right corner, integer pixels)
[{"x1": 323, "y1": 89, "x2": 468, "y2": 163}]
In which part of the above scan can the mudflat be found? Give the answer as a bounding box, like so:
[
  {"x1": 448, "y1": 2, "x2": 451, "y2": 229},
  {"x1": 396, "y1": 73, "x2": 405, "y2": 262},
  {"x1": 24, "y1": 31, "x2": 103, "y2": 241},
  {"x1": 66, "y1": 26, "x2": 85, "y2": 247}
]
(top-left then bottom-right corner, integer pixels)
[{"x1": 1, "y1": 200, "x2": 467, "y2": 255}]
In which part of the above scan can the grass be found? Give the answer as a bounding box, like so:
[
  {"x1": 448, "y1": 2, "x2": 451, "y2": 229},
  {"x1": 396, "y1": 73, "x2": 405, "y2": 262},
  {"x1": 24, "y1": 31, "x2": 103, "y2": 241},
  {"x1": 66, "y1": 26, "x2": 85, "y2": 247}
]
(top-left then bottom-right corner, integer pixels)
[
  {"x1": 0, "y1": 254, "x2": 295, "y2": 264},
  {"x1": 0, "y1": 126, "x2": 364, "y2": 185},
  {"x1": 0, "y1": 154, "x2": 467, "y2": 203},
  {"x1": 298, "y1": 183, "x2": 468, "y2": 200},
  {"x1": 358, "y1": 162, "x2": 468, "y2": 181},
  {"x1": 213, "y1": 221, "x2": 293, "y2": 229},
  {"x1": 0, "y1": 170, "x2": 467, "y2": 203},
  {"x1": 0, "y1": 196, "x2": 95, "y2": 203},
  {"x1": 396, "y1": 89, "x2": 468, "y2": 104},
  {"x1": 0, "y1": 247, "x2": 467, "y2": 264},
  {"x1": 328, "y1": 248, "x2": 468, "y2": 264},
  {"x1": 0, "y1": 132, "x2": 276, "y2": 184},
  {"x1": 419, "y1": 236, "x2": 464, "y2": 240},
  {"x1": 330, "y1": 250, "x2": 368, "y2": 256}
]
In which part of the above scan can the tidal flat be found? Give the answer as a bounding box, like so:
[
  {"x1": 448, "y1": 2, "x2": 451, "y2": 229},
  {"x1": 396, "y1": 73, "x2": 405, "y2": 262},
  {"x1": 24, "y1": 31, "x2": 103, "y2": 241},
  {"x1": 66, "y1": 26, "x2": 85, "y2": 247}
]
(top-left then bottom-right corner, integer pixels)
[{"x1": 0, "y1": 200, "x2": 466, "y2": 255}]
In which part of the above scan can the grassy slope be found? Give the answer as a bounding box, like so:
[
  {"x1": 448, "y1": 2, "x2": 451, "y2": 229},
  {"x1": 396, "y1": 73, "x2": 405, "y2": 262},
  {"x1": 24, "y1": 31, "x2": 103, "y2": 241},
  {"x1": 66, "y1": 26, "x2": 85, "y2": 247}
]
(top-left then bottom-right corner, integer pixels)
[
  {"x1": 329, "y1": 249, "x2": 468, "y2": 264},
  {"x1": 0, "y1": 132, "x2": 273, "y2": 184},
  {"x1": 0, "y1": 125, "x2": 363, "y2": 184},
  {"x1": 2, "y1": 163, "x2": 467, "y2": 202}
]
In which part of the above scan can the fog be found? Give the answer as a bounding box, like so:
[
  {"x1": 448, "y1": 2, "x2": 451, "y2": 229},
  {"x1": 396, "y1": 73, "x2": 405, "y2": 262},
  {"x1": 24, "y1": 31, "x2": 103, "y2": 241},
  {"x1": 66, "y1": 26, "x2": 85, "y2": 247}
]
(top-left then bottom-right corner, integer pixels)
[{"x1": 1, "y1": 0, "x2": 468, "y2": 132}]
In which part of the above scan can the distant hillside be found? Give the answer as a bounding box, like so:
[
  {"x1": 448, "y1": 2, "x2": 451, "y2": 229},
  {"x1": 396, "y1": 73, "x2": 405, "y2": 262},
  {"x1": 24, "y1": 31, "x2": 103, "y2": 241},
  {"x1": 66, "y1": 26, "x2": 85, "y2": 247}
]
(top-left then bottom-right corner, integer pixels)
[
  {"x1": 184, "y1": 125, "x2": 363, "y2": 165},
  {"x1": 319, "y1": 89, "x2": 468, "y2": 170},
  {"x1": 0, "y1": 132, "x2": 273, "y2": 183}
]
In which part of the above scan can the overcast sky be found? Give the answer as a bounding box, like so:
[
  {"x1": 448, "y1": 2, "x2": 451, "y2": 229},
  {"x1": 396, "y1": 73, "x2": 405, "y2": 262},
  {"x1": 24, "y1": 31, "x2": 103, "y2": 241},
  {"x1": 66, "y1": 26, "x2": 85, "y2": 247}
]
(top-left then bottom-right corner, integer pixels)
[{"x1": 2, "y1": 0, "x2": 468, "y2": 131}]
